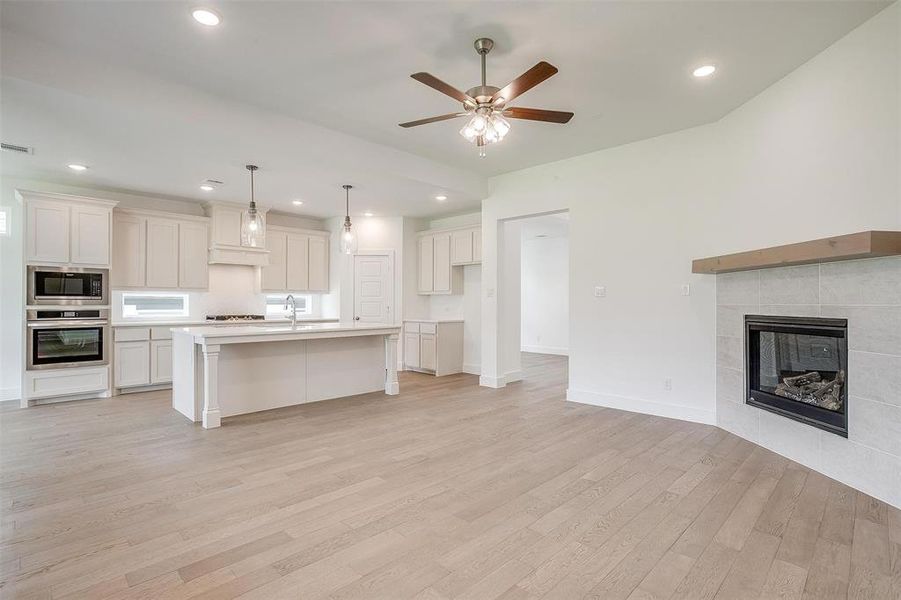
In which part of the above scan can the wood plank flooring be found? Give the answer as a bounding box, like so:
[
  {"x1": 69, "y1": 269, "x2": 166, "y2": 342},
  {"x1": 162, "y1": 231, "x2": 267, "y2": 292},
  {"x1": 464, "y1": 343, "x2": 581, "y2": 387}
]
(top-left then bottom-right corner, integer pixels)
[{"x1": 1, "y1": 353, "x2": 899, "y2": 599}]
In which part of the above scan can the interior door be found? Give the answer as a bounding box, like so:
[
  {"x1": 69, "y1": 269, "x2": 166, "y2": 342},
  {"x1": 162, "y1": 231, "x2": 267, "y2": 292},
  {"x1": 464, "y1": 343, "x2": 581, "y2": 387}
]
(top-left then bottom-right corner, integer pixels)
[{"x1": 353, "y1": 254, "x2": 390, "y2": 323}]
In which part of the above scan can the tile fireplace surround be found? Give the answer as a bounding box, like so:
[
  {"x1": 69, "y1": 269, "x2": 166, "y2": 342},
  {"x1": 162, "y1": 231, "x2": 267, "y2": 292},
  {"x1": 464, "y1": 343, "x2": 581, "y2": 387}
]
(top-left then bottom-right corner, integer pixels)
[{"x1": 716, "y1": 256, "x2": 901, "y2": 509}]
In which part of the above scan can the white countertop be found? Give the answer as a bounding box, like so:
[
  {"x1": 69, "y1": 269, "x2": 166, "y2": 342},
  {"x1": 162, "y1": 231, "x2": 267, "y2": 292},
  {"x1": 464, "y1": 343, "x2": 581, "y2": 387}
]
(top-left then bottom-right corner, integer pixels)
[
  {"x1": 172, "y1": 321, "x2": 401, "y2": 345},
  {"x1": 112, "y1": 317, "x2": 338, "y2": 327}
]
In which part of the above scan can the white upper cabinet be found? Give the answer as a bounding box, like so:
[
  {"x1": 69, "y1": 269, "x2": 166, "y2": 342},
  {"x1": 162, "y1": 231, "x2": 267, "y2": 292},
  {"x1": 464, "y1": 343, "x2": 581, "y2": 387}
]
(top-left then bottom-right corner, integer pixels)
[
  {"x1": 178, "y1": 221, "x2": 209, "y2": 290},
  {"x1": 111, "y1": 209, "x2": 210, "y2": 290},
  {"x1": 112, "y1": 213, "x2": 146, "y2": 288},
  {"x1": 145, "y1": 218, "x2": 179, "y2": 289},
  {"x1": 70, "y1": 205, "x2": 111, "y2": 266},
  {"x1": 261, "y1": 230, "x2": 288, "y2": 291},
  {"x1": 261, "y1": 226, "x2": 328, "y2": 293},
  {"x1": 204, "y1": 203, "x2": 270, "y2": 266},
  {"x1": 22, "y1": 191, "x2": 117, "y2": 267},
  {"x1": 308, "y1": 235, "x2": 329, "y2": 292},
  {"x1": 417, "y1": 225, "x2": 476, "y2": 295},
  {"x1": 286, "y1": 234, "x2": 310, "y2": 291}
]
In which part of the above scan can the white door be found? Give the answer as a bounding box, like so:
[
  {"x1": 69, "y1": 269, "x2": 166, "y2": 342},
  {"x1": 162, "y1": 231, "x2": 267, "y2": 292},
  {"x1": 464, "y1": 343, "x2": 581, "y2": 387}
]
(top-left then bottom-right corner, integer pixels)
[
  {"x1": 353, "y1": 254, "x2": 391, "y2": 323},
  {"x1": 286, "y1": 234, "x2": 310, "y2": 291},
  {"x1": 115, "y1": 341, "x2": 150, "y2": 387},
  {"x1": 27, "y1": 200, "x2": 70, "y2": 264},
  {"x1": 112, "y1": 214, "x2": 147, "y2": 288},
  {"x1": 308, "y1": 236, "x2": 329, "y2": 291},
  {"x1": 70, "y1": 205, "x2": 111, "y2": 266},
  {"x1": 432, "y1": 233, "x2": 451, "y2": 293},
  {"x1": 260, "y1": 231, "x2": 288, "y2": 291},
  {"x1": 178, "y1": 222, "x2": 209, "y2": 289},
  {"x1": 418, "y1": 236, "x2": 433, "y2": 293}
]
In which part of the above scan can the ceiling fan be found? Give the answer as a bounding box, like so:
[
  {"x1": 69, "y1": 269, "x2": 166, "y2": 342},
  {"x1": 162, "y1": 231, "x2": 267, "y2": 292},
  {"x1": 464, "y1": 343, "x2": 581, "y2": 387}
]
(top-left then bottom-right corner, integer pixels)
[{"x1": 400, "y1": 38, "x2": 574, "y2": 156}]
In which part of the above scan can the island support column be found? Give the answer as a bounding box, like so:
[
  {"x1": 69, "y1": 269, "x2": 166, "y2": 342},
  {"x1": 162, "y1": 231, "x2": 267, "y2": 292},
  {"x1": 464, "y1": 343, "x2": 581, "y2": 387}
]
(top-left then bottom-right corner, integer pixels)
[
  {"x1": 385, "y1": 333, "x2": 399, "y2": 395},
  {"x1": 202, "y1": 343, "x2": 222, "y2": 429}
]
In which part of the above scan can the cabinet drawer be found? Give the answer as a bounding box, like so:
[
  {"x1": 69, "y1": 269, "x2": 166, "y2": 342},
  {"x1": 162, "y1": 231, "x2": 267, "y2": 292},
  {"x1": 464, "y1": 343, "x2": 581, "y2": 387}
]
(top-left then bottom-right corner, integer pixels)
[
  {"x1": 150, "y1": 327, "x2": 172, "y2": 340},
  {"x1": 26, "y1": 366, "x2": 108, "y2": 399},
  {"x1": 405, "y1": 322, "x2": 420, "y2": 333},
  {"x1": 115, "y1": 327, "x2": 150, "y2": 342},
  {"x1": 420, "y1": 322, "x2": 437, "y2": 334}
]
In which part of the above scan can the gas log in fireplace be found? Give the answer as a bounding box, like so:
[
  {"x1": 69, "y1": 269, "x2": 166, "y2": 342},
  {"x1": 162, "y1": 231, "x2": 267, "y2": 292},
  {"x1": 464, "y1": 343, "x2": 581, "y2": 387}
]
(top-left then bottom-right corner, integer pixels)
[{"x1": 745, "y1": 315, "x2": 848, "y2": 437}]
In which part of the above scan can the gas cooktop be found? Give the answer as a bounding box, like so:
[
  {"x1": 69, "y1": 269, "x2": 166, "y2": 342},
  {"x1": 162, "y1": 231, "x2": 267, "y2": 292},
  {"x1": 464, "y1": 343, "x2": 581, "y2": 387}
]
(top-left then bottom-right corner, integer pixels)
[{"x1": 205, "y1": 314, "x2": 266, "y2": 322}]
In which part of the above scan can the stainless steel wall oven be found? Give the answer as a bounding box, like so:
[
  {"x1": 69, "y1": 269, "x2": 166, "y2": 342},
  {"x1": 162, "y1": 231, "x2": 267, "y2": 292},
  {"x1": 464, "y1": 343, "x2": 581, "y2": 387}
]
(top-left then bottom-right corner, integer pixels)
[{"x1": 26, "y1": 309, "x2": 109, "y2": 370}]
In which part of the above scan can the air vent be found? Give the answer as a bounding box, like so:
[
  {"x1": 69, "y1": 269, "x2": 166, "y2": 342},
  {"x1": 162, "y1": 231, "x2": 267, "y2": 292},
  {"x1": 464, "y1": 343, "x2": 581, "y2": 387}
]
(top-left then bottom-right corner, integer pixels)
[{"x1": 1, "y1": 143, "x2": 34, "y2": 154}]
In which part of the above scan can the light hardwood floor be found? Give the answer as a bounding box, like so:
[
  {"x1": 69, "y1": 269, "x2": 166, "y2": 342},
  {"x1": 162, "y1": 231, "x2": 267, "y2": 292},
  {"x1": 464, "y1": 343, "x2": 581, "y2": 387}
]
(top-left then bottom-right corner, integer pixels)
[{"x1": 1, "y1": 353, "x2": 899, "y2": 599}]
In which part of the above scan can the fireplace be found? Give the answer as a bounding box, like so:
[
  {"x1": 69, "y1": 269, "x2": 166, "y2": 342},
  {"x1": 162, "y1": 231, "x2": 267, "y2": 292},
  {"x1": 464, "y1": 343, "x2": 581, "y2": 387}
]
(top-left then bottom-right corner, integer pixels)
[{"x1": 745, "y1": 315, "x2": 848, "y2": 437}]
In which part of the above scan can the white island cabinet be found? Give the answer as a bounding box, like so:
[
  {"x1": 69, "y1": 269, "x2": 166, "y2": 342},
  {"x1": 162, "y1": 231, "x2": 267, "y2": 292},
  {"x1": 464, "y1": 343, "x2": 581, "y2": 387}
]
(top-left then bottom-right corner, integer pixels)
[{"x1": 171, "y1": 322, "x2": 401, "y2": 428}]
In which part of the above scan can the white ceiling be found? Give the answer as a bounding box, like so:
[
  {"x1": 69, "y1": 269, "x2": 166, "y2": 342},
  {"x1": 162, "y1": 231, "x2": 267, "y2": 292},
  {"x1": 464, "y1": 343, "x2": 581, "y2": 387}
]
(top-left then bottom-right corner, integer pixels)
[{"x1": 0, "y1": 1, "x2": 889, "y2": 218}]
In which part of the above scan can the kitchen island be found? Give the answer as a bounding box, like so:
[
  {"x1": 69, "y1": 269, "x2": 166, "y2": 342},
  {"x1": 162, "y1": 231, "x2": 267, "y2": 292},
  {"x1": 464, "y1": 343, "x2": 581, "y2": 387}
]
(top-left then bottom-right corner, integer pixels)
[{"x1": 171, "y1": 322, "x2": 401, "y2": 428}]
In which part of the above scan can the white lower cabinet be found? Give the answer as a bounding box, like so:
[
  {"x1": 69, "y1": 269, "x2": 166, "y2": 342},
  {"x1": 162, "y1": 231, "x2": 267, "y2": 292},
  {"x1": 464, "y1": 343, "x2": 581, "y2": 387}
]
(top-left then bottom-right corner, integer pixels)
[
  {"x1": 402, "y1": 320, "x2": 463, "y2": 376},
  {"x1": 24, "y1": 366, "x2": 109, "y2": 402},
  {"x1": 115, "y1": 340, "x2": 151, "y2": 388},
  {"x1": 114, "y1": 327, "x2": 172, "y2": 390},
  {"x1": 150, "y1": 340, "x2": 173, "y2": 384}
]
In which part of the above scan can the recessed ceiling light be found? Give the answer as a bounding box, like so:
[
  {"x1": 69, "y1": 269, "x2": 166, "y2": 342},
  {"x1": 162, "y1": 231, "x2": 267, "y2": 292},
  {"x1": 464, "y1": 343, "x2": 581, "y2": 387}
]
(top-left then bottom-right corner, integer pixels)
[
  {"x1": 693, "y1": 65, "x2": 716, "y2": 78},
  {"x1": 292, "y1": 199, "x2": 303, "y2": 206},
  {"x1": 364, "y1": 212, "x2": 374, "y2": 217},
  {"x1": 200, "y1": 184, "x2": 214, "y2": 191},
  {"x1": 67, "y1": 164, "x2": 88, "y2": 172},
  {"x1": 192, "y1": 8, "x2": 221, "y2": 26},
  {"x1": 435, "y1": 195, "x2": 447, "y2": 201}
]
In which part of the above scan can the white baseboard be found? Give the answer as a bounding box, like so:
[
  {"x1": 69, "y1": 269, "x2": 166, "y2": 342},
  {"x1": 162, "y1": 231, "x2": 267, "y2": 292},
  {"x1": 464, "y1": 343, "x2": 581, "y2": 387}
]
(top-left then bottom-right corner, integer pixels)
[
  {"x1": 505, "y1": 370, "x2": 523, "y2": 384},
  {"x1": 566, "y1": 387, "x2": 716, "y2": 425},
  {"x1": 463, "y1": 363, "x2": 481, "y2": 375},
  {"x1": 0, "y1": 387, "x2": 21, "y2": 403},
  {"x1": 479, "y1": 370, "x2": 523, "y2": 388},
  {"x1": 521, "y1": 345, "x2": 569, "y2": 356}
]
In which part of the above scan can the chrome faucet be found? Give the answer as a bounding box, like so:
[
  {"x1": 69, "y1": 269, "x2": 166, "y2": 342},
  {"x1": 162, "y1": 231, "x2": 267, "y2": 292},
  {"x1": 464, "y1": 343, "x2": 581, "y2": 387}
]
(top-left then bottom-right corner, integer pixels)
[{"x1": 284, "y1": 294, "x2": 297, "y2": 329}]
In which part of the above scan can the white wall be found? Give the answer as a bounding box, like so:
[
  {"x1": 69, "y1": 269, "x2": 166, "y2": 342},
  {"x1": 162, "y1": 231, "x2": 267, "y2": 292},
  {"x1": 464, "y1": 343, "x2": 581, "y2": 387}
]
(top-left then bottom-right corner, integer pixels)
[
  {"x1": 521, "y1": 235, "x2": 569, "y2": 355},
  {"x1": 481, "y1": 3, "x2": 899, "y2": 425}
]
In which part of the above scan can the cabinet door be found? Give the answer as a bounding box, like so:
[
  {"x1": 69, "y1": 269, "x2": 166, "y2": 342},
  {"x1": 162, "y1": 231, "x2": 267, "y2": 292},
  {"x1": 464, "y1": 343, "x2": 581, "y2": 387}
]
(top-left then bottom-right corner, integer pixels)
[
  {"x1": 420, "y1": 333, "x2": 437, "y2": 371},
  {"x1": 71, "y1": 205, "x2": 111, "y2": 266},
  {"x1": 150, "y1": 340, "x2": 173, "y2": 384},
  {"x1": 451, "y1": 229, "x2": 473, "y2": 265},
  {"x1": 286, "y1": 234, "x2": 310, "y2": 291},
  {"x1": 404, "y1": 332, "x2": 420, "y2": 368},
  {"x1": 211, "y1": 207, "x2": 242, "y2": 247},
  {"x1": 418, "y1": 236, "x2": 434, "y2": 293},
  {"x1": 260, "y1": 230, "x2": 288, "y2": 291},
  {"x1": 308, "y1": 235, "x2": 329, "y2": 291},
  {"x1": 432, "y1": 233, "x2": 451, "y2": 293},
  {"x1": 472, "y1": 228, "x2": 482, "y2": 263},
  {"x1": 115, "y1": 341, "x2": 150, "y2": 388},
  {"x1": 26, "y1": 200, "x2": 70, "y2": 264},
  {"x1": 112, "y1": 214, "x2": 146, "y2": 288},
  {"x1": 178, "y1": 222, "x2": 209, "y2": 289},
  {"x1": 146, "y1": 219, "x2": 179, "y2": 288}
]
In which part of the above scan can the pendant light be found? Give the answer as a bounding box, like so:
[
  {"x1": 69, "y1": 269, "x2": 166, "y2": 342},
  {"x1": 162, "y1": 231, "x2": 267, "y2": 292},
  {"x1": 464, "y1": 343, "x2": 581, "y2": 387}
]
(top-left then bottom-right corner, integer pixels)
[
  {"x1": 340, "y1": 184, "x2": 357, "y2": 255},
  {"x1": 241, "y1": 164, "x2": 265, "y2": 248}
]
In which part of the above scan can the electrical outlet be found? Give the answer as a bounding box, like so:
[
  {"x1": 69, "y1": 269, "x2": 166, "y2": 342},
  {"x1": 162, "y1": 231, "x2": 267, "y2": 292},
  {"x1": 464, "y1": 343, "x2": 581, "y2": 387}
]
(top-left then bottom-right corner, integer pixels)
[
  {"x1": 681, "y1": 284, "x2": 690, "y2": 296},
  {"x1": 594, "y1": 286, "x2": 606, "y2": 298},
  {"x1": 664, "y1": 378, "x2": 672, "y2": 391}
]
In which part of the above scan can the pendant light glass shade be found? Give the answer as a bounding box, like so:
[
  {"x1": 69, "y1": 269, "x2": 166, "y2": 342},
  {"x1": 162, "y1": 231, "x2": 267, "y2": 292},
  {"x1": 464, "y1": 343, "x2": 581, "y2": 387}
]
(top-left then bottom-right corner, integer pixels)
[
  {"x1": 340, "y1": 184, "x2": 357, "y2": 255},
  {"x1": 241, "y1": 165, "x2": 265, "y2": 248}
]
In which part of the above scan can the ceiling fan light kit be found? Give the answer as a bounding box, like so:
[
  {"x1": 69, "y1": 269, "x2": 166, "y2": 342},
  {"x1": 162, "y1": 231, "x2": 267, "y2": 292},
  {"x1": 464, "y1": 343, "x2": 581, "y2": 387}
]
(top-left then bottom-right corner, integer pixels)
[{"x1": 400, "y1": 38, "x2": 574, "y2": 157}]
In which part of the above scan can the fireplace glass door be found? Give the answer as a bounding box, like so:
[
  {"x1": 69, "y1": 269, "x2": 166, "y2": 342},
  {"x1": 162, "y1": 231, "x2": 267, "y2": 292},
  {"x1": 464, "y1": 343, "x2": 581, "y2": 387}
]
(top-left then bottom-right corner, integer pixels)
[{"x1": 746, "y1": 315, "x2": 848, "y2": 436}]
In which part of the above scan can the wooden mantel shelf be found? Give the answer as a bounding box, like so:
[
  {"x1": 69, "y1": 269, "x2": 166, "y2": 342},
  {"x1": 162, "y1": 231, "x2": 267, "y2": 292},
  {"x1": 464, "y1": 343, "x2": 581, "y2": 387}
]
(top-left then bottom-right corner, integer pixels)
[{"x1": 692, "y1": 231, "x2": 901, "y2": 274}]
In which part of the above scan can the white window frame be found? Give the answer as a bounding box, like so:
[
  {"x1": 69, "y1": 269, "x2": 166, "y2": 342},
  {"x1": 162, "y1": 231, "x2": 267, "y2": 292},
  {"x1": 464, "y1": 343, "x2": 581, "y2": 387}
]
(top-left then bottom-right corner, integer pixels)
[
  {"x1": 121, "y1": 291, "x2": 190, "y2": 319},
  {"x1": 265, "y1": 293, "x2": 313, "y2": 319}
]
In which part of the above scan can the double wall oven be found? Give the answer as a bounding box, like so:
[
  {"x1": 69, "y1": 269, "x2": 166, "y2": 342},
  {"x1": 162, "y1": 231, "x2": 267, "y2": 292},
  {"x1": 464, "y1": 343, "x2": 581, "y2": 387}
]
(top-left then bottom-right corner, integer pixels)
[{"x1": 25, "y1": 267, "x2": 110, "y2": 371}]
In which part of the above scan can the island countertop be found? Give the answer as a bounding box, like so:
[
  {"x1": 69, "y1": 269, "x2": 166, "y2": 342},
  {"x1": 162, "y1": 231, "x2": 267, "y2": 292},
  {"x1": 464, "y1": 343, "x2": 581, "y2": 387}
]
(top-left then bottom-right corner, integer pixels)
[{"x1": 172, "y1": 321, "x2": 401, "y2": 345}]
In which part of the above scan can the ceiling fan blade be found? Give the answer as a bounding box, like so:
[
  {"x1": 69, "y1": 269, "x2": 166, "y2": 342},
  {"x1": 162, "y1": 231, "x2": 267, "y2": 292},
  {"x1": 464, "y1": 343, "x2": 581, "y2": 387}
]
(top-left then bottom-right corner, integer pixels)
[
  {"x1": 398, "y1": 113, "x2": 468, "y2": 128},
  {"x1": 503, "y1": 107, "x2": 574, "y2": 124},
  {"x1": 492, "y1": 61, "x2": 558, "y2": 105},
  {"x1": 410, "y1": 72, "x2": 476, "y2": 106}
]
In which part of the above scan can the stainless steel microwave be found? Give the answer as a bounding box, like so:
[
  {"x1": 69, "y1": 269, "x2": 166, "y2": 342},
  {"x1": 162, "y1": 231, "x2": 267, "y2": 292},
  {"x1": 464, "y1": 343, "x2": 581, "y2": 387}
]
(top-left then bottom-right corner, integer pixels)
[{"x1": 27, "y1": 266, "x2": 108, "y2": 306}]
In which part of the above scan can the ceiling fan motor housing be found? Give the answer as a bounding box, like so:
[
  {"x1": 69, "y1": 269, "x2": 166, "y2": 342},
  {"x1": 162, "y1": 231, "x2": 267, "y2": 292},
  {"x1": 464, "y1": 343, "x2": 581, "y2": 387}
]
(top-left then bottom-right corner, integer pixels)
[{"x1": 465, "y1": 85, "x2": 500, "y2": 106}]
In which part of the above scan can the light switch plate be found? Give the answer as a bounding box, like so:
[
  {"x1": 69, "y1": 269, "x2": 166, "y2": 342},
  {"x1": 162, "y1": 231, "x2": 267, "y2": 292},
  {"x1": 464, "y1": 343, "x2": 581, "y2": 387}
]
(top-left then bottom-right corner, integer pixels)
[
  {"x1": 594, "y1": 286, "x2": 606, "y2": 298},
  {"x1": 681, "y1": 284, "x2": 690, "y2": 296}
]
